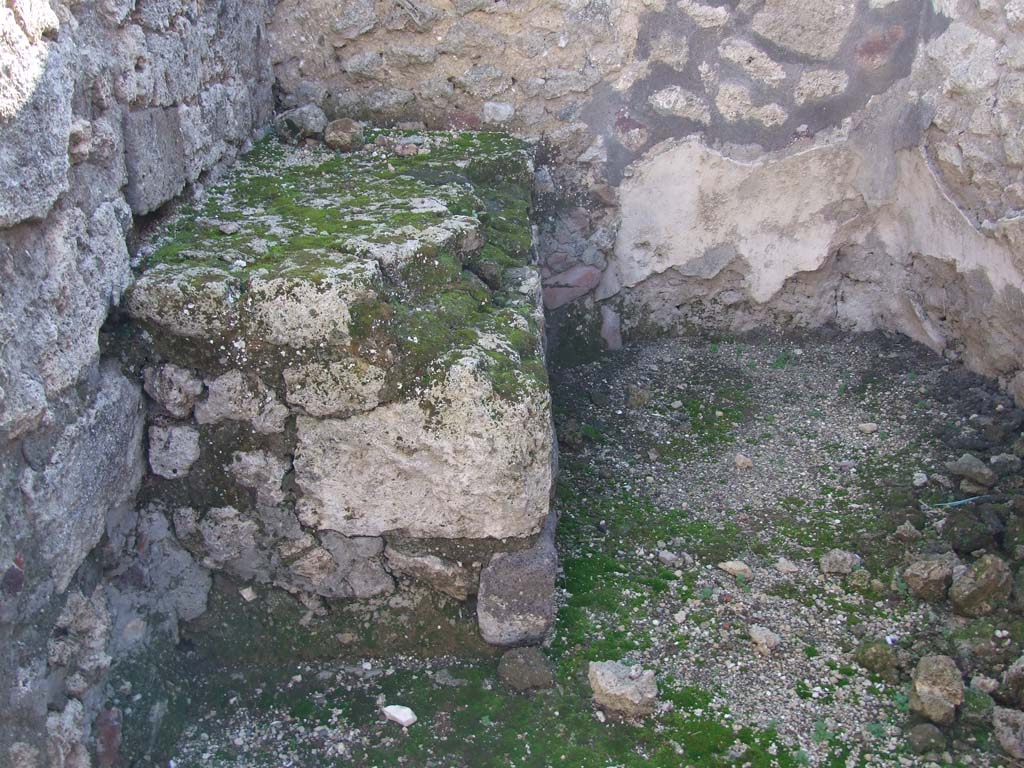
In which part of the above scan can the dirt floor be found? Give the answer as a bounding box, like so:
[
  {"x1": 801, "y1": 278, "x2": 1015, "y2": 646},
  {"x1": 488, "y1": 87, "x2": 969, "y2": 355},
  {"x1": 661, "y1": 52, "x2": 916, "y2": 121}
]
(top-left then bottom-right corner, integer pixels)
[{"x1": 117, "y1": 330, "x2": 1024, "y2": 767}]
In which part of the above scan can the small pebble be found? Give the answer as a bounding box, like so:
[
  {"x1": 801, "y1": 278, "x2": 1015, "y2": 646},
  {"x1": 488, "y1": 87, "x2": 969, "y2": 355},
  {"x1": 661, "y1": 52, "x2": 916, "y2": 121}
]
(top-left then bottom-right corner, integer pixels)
[{"x1": 734, "y1": 454, "x2": 754, "y2": 470}]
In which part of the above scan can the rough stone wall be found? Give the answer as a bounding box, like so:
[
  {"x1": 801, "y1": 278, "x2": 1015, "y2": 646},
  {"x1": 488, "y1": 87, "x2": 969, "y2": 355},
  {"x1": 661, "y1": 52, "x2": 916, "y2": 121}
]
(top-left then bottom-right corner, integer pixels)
[
  {"x1": 268, "y1": 0, "x2": 1024, "y2": 401},
  {"x1": 1, "y1": 0, "x2": 1021, "y2": 761},
  {"x1": 0, "y1": 1, "x2": 272, "y2": 764}
]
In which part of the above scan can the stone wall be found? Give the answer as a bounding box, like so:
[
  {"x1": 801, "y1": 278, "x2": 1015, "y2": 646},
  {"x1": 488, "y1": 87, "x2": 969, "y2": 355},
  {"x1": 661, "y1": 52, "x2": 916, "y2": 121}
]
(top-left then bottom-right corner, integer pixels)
[
  {"x1": 267, "y1": 0, "x2": 1024, "y2": 401},
  {"x1": 0, "y1": 0, "x2": 272, "y2": 764},
  {"x1": 1, "y1": 0, "x2": 1022, "y2": 763}
]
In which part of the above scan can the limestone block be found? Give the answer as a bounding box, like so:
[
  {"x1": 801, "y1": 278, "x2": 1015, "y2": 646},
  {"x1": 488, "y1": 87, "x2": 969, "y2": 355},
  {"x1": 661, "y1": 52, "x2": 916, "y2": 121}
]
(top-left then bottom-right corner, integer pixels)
[
  {"x1": 194, "y1": 370, "x2": 288, "y2": 434},
  {"x1": 483, "y1": 101, "x2": 515, "y2": 124},
  {"x1": 439, "y1": 19, "x2": 508, "y2": 56},
  {"x1": 275, "y1": 103, "x2": 329, "y2": 142},
  {"x1": 950, "y1": 554, "x2": 1012, "y2": 617},
  {"x1": 285, "y1": 544, "x2": 343, "y2": 594},
  {"x1": 385, "y1": 546, "x2": 480, "y2": 600},
  {"x1": 1, "y1": 203, "x2": 132, "y2": 439},
  {"x1": 148, "y1": 424, "x2": 200, "y2": 479},
  {"x1": 129, "y1": 258, "x2": 382, "y2": 348},
  {"x1": 324, "y1": 118, "x2": 365, "y2": 151},
  {"x1": 331, "y1": 0, "x2": 378, "y2": 39},
  {"x1": 925, "y1": 23, "x2": 999, "y2": 98},
  {"x1": 995, "y1": 708, "x2": 1024, "y2": 759},
  {"x1": 386, "y1": 44, "x2": 437, "y2": 67},
  {"x1": 318, "y1": 533, "x2": 394, "y2": 598},
  {"x1": 794, "y1": 69, "x2": 850, "y2": 104},
  {"x1": 341, "y1": 51, "x2": 385, "y2": 81},
  {"x1": 283, "y1": 359, "x2": 385, "y2": 418},
  {"x1": 904, "y1": 555, "x2": 957, "y2": 602},
  {"x1": 46, "y1": 700, "x2": 89, "y2": 768},
  {"x1": 0, "y1": 4, "x2": 71, "y2": 227},
  {"x1": 246, "y1": 260, "x2": 383, "y2": 347},
  {"x1": 589, "y1": 661, "x2": 659, "y2": 717},
  {"x1": 47, "y1": 590, "x2": 112, "y2": 688},
  {"x1": 1009, "y1": 0, "x2": 1024, "y2": 31},
  {"x1": 124, "y1": 107, "x2": 188, "y2": 215},
  {"x1": 647, "y1": 30, "x2": 689, "y2": 70},
  {"x1": 751, "y1": 0, "x2": 857, "y2": 59},
  {"x1": 227, "y1": 450, "x2": 290, "y2": 509},
  {"x1": 179, "y1": 81, "x2": 260, "y2": 182},
  {"x1": 143, "y1": 364, "x2": 204, "y2": 419},
  {"x1": 718, "y1": 39, "x2": 786, "y2": 87},
  {"x1": 127, "y1": 265, "x2": 242, "y2": 338},
  {"x1": 105, "y1": 506, "x2": 212, "y2": 652},
  {"x1": 910, "y1": 655, "x2": 964, "y2": 726},
  {"x1": 678, "y1": 0, "x2": 730, "y2": 28},
  {"x1": 454, "y1": 64, "x2": 512, "y2": 99},
  {"x1": 715, "y1": 83, "x2": 787, "y2": 127},
  {"x1": 175, "y1": 506, "x2": 269, "y2": 580},
  {"x1": 19, "y1": 366, "x2": 144, "y2": 592},
  {"x1": 294, "y1": 353, "x2": 553, "y2": 540}
]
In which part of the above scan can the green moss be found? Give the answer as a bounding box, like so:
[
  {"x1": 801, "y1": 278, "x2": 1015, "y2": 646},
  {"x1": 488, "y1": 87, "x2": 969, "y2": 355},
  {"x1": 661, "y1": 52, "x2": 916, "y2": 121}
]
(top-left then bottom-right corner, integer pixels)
[
  {"x1": 656, "y1": 385, "x2": 752, "y2": 464},
  {"x1": 135, "y1": 130, "x2": 545, "y2": 406}
]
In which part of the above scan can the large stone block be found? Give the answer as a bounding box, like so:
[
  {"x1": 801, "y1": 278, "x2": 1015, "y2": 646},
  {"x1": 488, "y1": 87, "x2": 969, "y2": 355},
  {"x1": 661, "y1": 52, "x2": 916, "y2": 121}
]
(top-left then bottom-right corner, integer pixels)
[
  {"x1": 19, "y1": 365, "x2": 144, "y2": 593},
  {"x1": 124, "y1": 131, "x2": 554, "y2": 613},
  {"x1": 0, "y1": 202, "x2": 132, "y2": 440},
  {"x1": 123, "y1": 107, "x2": 187, "y2": 215},
  {"x1": 294, "y1": 354, "x2": 552, "y2": 540},
  {"x1": 0, "y1": 3, "x2": 70, "y2": 227}
]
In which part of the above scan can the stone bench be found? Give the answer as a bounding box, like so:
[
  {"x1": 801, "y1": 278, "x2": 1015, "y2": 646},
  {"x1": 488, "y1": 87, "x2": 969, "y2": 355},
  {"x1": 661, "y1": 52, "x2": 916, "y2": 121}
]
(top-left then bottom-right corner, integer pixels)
[{"x1": 122, "y1": 130, "x2": 556, "y2": 645}]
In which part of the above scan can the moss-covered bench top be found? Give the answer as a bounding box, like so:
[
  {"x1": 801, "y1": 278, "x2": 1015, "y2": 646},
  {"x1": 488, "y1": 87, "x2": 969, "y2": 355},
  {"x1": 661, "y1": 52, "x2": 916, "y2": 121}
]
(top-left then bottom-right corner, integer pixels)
[{"x1": 127, "y1": 130, "x2": 546, "y2": 403}]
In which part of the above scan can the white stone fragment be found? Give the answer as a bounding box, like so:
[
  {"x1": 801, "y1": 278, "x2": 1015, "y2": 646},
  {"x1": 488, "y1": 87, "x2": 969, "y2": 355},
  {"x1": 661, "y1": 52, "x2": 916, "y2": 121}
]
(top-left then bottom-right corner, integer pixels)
[
  {"x1": 382, "y1": 705, "x2": 417, "y2": 727},
  {"x1": 774, "y1": 557, "x2": 800, "y2": 575},
  {"x1": 820, "y1": 549, "x2": 862, "y2": 575},
  {"x1": 648, "y1": 86, "x2": 711, "y2": 122},
  {"x1": 483, "y1": 101, "x2": 515, "y2": 123},
  {"x1": 718, "y1": 560, "x2": 753, "y2": 580}
]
